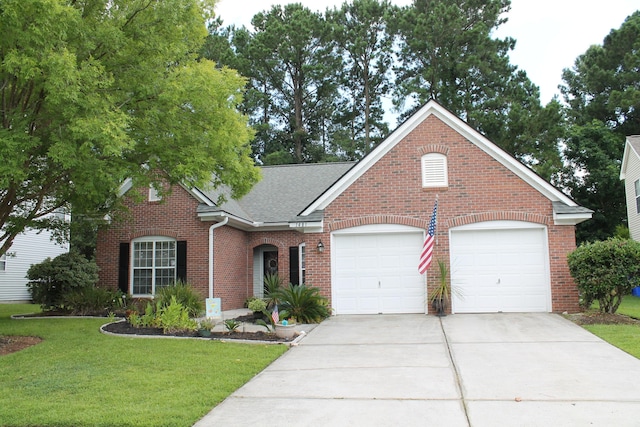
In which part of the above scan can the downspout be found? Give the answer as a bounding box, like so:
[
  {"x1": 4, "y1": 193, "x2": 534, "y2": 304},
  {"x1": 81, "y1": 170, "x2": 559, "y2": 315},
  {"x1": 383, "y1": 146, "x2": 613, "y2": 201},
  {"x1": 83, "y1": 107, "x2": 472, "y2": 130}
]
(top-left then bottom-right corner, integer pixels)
[{"x1": 208, "y1": 216, "x2": 228, "y2": 299}]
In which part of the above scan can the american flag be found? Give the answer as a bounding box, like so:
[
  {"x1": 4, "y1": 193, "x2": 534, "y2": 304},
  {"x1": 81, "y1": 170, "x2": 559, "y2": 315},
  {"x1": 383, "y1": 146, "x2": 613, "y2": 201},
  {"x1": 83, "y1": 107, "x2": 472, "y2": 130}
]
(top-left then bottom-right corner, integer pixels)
[
  {"x1": 419, "y1": 198, "x2": 438, "y2": 274},
  {"x1": 271, "y1": 304, "x2": 279, "y2": 324}
]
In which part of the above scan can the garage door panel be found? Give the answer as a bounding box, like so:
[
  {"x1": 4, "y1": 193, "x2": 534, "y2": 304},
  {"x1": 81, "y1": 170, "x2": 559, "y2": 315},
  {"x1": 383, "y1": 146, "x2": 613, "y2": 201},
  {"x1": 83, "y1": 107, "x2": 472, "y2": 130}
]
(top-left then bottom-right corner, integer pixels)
[
  {"x1": 333, "y1": 231, "x2": 425, "y2": 315},
  {"x1": 451, "y1": 226, "x2": 550, "y2": 313}
]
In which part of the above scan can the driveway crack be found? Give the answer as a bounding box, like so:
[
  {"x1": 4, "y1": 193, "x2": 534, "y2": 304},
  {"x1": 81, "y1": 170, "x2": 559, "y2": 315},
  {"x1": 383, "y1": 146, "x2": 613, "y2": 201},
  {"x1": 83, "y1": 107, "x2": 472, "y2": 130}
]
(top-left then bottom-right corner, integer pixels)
[{"x1": 440, "y1": 317, "x2": 472, "y2": 427}]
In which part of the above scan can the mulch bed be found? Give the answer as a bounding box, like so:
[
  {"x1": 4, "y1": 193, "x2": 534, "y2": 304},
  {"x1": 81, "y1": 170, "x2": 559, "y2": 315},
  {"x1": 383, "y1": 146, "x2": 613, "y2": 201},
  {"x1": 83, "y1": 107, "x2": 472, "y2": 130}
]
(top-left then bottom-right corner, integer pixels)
[
  {"x1": 102, "y1": 320, "x2": 291, "y2": 342},
  {"x1": 565, "y1": 311, "x2": 640, "y2": 326},
  {"x1": 0, "y1": 336, "x2": 43, "y2": 356}
]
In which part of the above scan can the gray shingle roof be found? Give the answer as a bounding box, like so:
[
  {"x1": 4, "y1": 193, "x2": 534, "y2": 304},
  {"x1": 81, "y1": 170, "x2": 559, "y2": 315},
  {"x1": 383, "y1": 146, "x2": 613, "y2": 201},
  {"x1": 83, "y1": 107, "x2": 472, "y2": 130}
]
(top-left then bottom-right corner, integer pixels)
[
  {"x1": 199, "y1": 162, "x2": 354, "y2": 224},
  {"x1": 551, "y1": 201, "x2": 593, "y2": 215}
]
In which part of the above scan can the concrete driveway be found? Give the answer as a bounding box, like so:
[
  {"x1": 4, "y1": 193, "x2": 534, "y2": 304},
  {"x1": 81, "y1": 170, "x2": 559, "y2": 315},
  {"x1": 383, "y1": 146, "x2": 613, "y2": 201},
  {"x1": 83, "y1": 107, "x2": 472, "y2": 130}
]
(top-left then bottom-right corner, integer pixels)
[{"x1": 194, "y1": 313, "x2": 640, "y2": 426}]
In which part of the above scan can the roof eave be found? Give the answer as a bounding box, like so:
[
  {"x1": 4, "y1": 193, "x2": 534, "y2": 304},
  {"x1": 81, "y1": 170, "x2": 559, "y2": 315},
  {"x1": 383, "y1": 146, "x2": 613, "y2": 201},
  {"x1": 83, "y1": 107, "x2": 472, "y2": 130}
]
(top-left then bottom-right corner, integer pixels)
[
  {"x1": 289, "y1": 220, "x2": 324, "y2": 233},
  {"x1": 553, "y1": 212, "x2": 593, "y2": 226}
]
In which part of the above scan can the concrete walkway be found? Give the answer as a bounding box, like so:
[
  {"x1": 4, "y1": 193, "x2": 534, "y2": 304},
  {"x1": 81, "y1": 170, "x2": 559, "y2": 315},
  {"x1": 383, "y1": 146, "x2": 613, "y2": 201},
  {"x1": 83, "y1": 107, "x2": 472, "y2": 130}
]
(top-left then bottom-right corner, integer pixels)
[{"x1": 194, "y1": 313, "x2": 640, "y2": 426}]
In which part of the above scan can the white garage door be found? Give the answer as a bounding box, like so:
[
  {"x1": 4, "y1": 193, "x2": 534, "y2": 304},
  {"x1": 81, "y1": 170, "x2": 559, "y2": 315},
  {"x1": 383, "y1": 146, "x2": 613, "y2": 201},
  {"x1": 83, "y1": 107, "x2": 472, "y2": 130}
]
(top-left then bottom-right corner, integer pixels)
[
  {"x1": 450, "y1": 222, "x2": 550, "y2": 313},
  {"x1": 332, "y1": 226, "x2": 425, "y2": 314}
]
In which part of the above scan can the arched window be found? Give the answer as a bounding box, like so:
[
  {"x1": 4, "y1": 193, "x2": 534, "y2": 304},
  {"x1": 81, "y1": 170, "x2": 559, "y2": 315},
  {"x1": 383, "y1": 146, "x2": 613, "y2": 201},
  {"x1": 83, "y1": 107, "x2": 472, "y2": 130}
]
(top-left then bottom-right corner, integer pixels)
[{"x1": 421, "y1": 153, "x2": 448, "y2": 187}]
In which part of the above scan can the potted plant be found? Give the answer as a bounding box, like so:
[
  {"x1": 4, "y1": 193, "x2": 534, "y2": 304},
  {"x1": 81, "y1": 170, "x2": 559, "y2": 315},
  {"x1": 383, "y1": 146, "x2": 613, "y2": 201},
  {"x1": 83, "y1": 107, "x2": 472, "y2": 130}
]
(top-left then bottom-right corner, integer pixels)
[
  {"x1": 274, "y1": 319, "x2": 297, "y2": 339},
  {"x1": 197, "y1": 317, "x2": 215, "y2": 337},
  {"x1": 428, "y1": 260, "x2": 450, "y2": 316}
]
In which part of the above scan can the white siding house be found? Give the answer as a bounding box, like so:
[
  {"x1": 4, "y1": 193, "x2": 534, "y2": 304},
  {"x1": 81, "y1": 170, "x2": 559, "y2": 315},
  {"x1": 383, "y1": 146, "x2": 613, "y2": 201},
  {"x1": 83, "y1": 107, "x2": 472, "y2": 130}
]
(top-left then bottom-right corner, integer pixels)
[
  {"x1": 620, "y1": 135, "x2": 640, "y2": 241},
  {"x1": 0, "y1": 224, "x2": 69, "y2": 302}
]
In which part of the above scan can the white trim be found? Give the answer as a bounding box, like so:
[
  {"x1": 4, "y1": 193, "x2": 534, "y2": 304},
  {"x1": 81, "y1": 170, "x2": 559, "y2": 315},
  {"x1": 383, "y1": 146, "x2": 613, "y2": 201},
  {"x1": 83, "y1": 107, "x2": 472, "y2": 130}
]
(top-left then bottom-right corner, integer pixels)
[
  {"x1": 553, "y1": 212, "x2": 593, "y2": 226},
  {"x1": 449, "y1": 220, "x2": 546, "y2": 231},
  {"x1": 301, "y1": 100, "x2": 577, "y2": 216},
  {"x1": 331, "y1": 224, "x2": 423, "y2": 235},
  {"x1": 620, "y1": 137, "x2": 640, "y2": 180},
  {"x1": 299, "y1": 242, "x2": 306, "y2": 285}
]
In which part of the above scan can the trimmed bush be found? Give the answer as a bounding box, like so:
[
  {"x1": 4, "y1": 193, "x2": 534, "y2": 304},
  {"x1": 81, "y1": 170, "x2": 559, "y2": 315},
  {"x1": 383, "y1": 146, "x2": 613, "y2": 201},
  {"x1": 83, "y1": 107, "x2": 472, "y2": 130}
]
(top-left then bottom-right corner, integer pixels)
[
  {"x1": 63, "y1": 287, "x2": 123, "y2": 316},
  {"x1": 26, "y1": 251, "x2": 100, "y2": 311},
  {"x1": 154, "y1": 281, "x2": 203, "y2": 317},
  {"x1": 567, "y1": 238, "x2": 640, "y2": 313}
]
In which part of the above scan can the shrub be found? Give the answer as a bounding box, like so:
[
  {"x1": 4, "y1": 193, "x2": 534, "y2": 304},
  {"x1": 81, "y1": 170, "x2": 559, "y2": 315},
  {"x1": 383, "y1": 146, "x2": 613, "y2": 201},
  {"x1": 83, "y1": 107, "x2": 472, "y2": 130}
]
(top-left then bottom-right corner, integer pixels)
[
  {"x1": 263, "y1": 274, "x2": 283, "y2": 308},
  {"x1": 567, "y1": 238, "x2": 640, "y2": 313},
  {"x1": 276, "y1": 284, "x2": 330, "y2": 323},
  {"x1": 247, "y1": 298, "x2": 267, "y2": 313},
  {"x1": 154, "y1": 281, "x2": 203, "y2": 317},
  {"x1": 63, "y1": 287, "x2": 122, "y2": 316},
  {"x1": 158, "y1": 296, "x2": 197, "y2": 334},
  {"x1": 26, "y1": 251, "x2": 100, "y2": 311}
]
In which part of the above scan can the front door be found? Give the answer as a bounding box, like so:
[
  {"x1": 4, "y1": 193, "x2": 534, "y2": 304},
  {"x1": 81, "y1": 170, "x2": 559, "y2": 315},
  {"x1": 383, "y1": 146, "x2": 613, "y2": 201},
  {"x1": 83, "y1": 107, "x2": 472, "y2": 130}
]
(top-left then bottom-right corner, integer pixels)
[{"x1": 263, "y1": 250, "x2": 278, "y2": 293}]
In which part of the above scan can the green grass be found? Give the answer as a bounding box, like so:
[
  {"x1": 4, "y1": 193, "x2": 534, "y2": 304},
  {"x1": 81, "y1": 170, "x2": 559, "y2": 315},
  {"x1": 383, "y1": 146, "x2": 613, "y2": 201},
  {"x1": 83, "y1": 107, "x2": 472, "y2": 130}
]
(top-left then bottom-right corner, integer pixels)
[
  {"x1": 584, "y1": 324, "x2": 640, "y2": 359},
  {"x1": 584, "y1": 295, "x2": 640, "y2": 360},
  {"x1": 0, "y1": 304, "x2": 287, "y2": 427},
  {"x1": 616, "y1": 294, "x2": 640, "y2": 318}
]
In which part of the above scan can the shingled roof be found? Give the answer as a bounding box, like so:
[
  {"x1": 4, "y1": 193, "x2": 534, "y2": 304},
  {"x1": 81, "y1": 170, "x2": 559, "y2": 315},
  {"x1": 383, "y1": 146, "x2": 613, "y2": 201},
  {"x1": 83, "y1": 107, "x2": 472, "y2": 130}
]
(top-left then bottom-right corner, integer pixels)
[{"x1": 197, "y1": 162, "x2": 355, "y2": 227}]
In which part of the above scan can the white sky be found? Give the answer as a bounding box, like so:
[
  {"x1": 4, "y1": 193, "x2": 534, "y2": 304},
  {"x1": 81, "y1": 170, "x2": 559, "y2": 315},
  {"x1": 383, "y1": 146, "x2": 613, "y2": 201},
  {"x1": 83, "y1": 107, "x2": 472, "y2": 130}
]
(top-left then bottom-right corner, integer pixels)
[{"x1": 214, "y1": 0, "x2": 639, "y2": 104}]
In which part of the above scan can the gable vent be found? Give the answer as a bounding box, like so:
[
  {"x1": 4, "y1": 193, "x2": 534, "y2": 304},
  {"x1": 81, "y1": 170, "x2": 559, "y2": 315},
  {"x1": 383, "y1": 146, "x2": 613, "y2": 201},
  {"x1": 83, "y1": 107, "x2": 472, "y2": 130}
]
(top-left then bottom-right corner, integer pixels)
[{"x1": 421, "y1": 153, "x2": 448, "y2": 187}]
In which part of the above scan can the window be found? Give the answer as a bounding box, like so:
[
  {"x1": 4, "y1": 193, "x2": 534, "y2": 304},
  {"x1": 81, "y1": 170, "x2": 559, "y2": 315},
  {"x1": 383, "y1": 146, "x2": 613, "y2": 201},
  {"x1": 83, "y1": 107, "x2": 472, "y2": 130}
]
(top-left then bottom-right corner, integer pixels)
[
  {"x1": 299, "y1": 243, "x2": 306, "y2": 285},
  {"x1": 131, "y1": 237, "x2": 176, "y2": 296},
  {"x1": 149, "y1": 185, "x2": 162, "y2": 202},
  {"x1": 421, "y1": 153, "x2": 448, "y2": 187},
  {"x1": 635, "y1": 180, "x2": 640, "y2": 214},
  {"x1": 0, "y1": 254, "x2": 5, "y2": 271}
]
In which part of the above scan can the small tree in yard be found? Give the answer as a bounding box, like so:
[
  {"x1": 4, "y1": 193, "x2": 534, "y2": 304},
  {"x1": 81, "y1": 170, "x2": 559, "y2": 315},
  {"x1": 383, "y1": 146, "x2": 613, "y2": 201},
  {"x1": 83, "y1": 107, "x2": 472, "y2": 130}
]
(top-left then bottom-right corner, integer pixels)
[
  {"x1": 27, "y1": 251, "x2": 99, "y2": 312},
  {"x1": 567, "y1": 238, "x2": 640, "y2": 313}
]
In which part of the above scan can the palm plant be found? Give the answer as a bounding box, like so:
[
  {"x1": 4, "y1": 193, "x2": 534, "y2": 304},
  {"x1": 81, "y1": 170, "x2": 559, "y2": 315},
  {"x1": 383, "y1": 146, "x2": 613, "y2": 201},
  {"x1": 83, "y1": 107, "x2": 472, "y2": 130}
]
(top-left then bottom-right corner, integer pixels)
[
  {"x1": 428, "y1": 260, "x2": 450, "y2": 316},
  {"x1": 277, "y1": 284, "x2": 330, "y2": 324},
  {"x1": 263, "y1": 273, "x2": 283, "y2": 308}
]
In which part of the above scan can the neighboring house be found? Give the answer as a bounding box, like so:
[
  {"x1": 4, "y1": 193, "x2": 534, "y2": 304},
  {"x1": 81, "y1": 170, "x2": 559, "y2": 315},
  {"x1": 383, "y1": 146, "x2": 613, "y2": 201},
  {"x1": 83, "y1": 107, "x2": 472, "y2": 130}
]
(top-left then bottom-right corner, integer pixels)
[
  {"x1": 619, "y1": 135, "x2": 640, "y2": 240},
  {"x1": 96, "y1": 100, "x2": 592, "y2": 314},
  {"x1": 0, "y1": 221, "x2": 69, "y2": 301}
]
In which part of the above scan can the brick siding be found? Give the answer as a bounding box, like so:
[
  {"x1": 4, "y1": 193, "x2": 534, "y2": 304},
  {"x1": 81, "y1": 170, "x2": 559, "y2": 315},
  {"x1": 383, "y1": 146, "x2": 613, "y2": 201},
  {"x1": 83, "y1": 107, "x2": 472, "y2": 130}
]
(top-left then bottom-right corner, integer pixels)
[{"x1": 96, "y1": 114, "x2": 580, "y2": 314}]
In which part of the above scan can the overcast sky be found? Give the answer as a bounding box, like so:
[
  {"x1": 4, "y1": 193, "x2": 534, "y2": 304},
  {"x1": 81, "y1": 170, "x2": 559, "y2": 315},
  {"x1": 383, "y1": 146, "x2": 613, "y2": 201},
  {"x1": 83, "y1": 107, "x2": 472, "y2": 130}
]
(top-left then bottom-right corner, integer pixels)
[{"x1": 214, "y1": 0, "x2": 638, "y2": 104}]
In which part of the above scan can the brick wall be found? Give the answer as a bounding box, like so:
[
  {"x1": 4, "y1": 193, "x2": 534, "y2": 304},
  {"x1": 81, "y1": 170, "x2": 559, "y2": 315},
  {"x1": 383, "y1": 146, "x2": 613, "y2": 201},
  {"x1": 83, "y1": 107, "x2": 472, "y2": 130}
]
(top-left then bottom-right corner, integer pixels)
[
  {"x1": 96, "y1": 184, "x2": 251, "y2": 310},
  {"x1": 306, "y1": 115, "x2": 580, "y2": 313}
]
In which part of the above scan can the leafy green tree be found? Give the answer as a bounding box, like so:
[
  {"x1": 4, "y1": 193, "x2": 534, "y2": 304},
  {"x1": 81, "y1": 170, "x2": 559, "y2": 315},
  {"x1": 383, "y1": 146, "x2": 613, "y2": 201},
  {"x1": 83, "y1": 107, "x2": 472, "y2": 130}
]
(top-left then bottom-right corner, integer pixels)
[
  {"x1": 247, "y1": 4, "x2": 341, "y2": 164},
  {"x1": 0, "y1": 0, "x2": 259, "y2": 257},
  {"x1": 327, "y1": 0, "x2": 393, "y2": 158},
  {"x1": 392, "y1": 0, "x2": 563, "y2": 177},
  {"x1": 560, "y1": 11, "x2": 640, "y2": 241},
  {"x1": 562, "y1": 121, "x2": 626, "y2": 242}
]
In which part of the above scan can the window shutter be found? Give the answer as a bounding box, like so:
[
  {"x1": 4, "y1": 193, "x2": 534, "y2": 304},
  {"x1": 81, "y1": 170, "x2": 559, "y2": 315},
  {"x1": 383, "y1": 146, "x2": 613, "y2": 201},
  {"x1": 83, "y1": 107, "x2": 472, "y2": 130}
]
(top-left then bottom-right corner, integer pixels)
[
  {"x1": 422, "y1": 154, "x2": 448, "y2": 187},
  {"x1": 176, "y1": 241, "x2": 187, "y2": 282},
  {"x1": 118, "y1": 243, "x2": 130, "y2": 293},
  {"x1": 289, "y1": 247, "x2": 299, "y2": 285}
]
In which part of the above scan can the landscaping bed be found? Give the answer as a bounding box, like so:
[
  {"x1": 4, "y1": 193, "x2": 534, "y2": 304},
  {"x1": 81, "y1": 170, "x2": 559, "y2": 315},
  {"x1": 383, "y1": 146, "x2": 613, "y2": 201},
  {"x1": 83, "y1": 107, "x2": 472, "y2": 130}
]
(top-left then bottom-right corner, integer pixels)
[
  {"x1": 566, "y1": 311, "x2": 640, "y2": 326},
  {"x1": 102, "y1": 319, "x2": 293, "y2": 342}
]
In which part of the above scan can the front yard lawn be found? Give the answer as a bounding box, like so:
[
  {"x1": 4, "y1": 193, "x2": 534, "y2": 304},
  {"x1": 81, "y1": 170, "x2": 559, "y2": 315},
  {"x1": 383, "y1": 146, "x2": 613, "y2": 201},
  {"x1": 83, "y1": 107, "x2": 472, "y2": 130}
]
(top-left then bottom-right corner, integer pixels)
[
  {"x1": 0, "y1": 304, "x2": 287, "y2": 427},
  {"x1": 615, "y1": 294, "x2": 640, "y2": 319},
  {"x1": 583, "y1": 323, "x2": 640, "y2": 359},
  {"x1": 582, "y1": 295, "x2": 640, "y2": 360}
]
